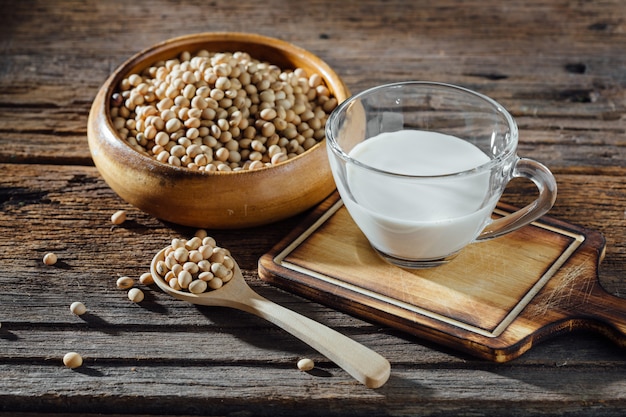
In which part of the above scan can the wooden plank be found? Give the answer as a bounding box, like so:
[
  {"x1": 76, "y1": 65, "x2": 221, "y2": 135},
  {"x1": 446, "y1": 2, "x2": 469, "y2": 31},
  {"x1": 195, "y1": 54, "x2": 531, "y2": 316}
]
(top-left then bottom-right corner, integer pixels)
[
  {"x1": 0, "y1": 1, "x2": 625, "y2": 168},
  {"x1": 1, "y1": 162, "x2": 624, "y2": 291},
  {"x1": 1, "y1": 361, "x2": 626, "y2": 416}
]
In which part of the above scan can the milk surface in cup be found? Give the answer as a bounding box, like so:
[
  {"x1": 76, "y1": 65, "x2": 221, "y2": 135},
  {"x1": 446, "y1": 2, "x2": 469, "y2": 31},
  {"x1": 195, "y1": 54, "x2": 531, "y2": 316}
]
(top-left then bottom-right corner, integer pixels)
[{"x1": 340, "y1": 129, "x2": 499, "y2": 261}]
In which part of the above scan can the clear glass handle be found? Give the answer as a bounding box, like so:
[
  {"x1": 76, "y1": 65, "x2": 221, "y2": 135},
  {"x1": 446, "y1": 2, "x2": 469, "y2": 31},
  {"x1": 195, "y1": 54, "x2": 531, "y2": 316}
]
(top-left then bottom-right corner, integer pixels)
[{"x1": 477, "y1": 158, "x2": 557, "y2": 241}]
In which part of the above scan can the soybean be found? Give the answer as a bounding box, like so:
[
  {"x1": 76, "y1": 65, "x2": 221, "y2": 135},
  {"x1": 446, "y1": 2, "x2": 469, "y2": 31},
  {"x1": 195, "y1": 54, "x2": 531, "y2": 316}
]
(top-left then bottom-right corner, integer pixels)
[
  {"x1": 188, "y1": 279, "x2": 208, "y2": 294},
  {"x1": 70, "y1": 301, "x2": 87, "y2": 316},
  {"x1": 110, "y1": 210, "x2": 127, "y2": 225},
  {"x1": 208, "y1": 277, "x2": 223, "y2": 290},
  {"x1": 63, "y1": 352, "x2": 83, "y2": 369},
  {"x1": 43, "y1": 252, "x2": 57, "y2": 266},
  {"x1": 297, "y1": 358, "x2": 315, "y2": 372},
  {"x1": 128, "y1": 288, "x2": 144, "y2": 303},
  {"x1": 116, "y1": 276, "x2": 134, "y2": 289},
  {"x1": 110, "y1": 50, "x2": 338, "y2": 171},
  {"x1": 139, "y1": 272, "x2": 155, "y2": 285}
]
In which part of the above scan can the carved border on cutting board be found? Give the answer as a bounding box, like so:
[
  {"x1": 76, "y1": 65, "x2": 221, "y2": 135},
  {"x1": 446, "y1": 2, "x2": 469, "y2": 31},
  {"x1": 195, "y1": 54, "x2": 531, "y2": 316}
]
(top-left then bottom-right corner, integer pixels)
[{"x1": 272, "y1": 199, "x2": 585, "y2": 338}]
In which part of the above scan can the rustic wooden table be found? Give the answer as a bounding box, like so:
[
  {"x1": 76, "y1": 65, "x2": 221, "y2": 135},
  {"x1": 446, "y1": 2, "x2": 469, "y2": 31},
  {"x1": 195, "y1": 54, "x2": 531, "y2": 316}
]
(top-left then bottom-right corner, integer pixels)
[{"x1": 1, "y1": 0, "x2": 625, "y2": 415}]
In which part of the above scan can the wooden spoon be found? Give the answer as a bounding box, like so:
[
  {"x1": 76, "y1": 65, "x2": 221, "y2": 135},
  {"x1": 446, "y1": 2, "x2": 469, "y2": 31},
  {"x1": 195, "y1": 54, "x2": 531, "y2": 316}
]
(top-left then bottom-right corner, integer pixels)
[{"x1": 150, "y1": 248, "x2": 391, "y2": 389}]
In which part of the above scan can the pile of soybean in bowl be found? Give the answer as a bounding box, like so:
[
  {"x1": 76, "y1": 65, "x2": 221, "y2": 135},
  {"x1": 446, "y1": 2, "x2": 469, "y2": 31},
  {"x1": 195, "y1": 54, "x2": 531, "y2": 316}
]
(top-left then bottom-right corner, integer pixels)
[
  {"x1": 155, "y1": 236, "x2": 234, "y2": 294},
  {"x1": 110, "y1": 50, "x2": 338, "y2": 172}
]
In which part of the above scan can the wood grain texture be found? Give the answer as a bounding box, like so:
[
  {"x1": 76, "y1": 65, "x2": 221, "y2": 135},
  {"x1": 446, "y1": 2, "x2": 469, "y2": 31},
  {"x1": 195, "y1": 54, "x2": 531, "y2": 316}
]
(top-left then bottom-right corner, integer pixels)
[{"x1": 1, "y1": 0, "x2": 626, "y2": 415}]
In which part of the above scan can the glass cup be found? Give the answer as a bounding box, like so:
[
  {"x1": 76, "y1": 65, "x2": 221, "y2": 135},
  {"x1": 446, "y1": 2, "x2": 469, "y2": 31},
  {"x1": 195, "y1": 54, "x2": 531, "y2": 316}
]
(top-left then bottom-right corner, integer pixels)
[{"x1": 326, "y1": 81, "x2": 557, "y2": 269}]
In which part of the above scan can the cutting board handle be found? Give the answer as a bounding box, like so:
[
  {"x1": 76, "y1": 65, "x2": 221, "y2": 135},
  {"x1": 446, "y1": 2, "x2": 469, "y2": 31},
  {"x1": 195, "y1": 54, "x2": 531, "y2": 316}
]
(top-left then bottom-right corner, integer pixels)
[
  {"x1": 591, "y1": 289, "x2": 626, "y2": 347},
  {"x1": 554, "y1": 243, "x2": 626, "y2": 349},
  {"x1": 580, "y1": 280, "x2": 626, "y2": 348}
]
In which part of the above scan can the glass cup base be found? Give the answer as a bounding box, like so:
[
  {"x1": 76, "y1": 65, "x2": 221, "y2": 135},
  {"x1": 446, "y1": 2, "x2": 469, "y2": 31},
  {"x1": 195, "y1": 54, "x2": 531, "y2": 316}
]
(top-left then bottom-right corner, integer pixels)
[{"x1": 373, "y1": 247, "x2": 459, "y2": 269}]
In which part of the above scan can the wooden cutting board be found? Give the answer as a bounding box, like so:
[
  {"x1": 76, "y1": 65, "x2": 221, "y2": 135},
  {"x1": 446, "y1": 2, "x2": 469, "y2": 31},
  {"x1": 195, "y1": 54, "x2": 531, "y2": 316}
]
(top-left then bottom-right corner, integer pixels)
[{"x1": 258, "y1": 192, "x2": 626, "y2": 362}]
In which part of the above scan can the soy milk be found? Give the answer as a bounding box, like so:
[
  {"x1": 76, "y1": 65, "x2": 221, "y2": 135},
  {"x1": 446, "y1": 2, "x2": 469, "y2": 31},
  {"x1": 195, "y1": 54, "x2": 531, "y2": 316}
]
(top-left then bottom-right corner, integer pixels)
[{"x1": 340, "y1": 130, "x2": 498, "y2": 261}]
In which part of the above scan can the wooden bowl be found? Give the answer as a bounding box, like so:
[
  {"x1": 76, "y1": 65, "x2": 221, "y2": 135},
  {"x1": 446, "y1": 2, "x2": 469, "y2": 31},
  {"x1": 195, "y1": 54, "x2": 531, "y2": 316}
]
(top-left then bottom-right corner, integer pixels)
[{"x1": 88, "y1": 32, "x2": 348, "y2": 228}]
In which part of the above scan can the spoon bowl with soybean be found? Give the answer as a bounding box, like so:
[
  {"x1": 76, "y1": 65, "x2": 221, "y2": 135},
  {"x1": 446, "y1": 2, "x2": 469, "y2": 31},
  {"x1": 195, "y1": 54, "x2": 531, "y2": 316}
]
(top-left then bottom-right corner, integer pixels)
[{"x1": 150, "y1": 247, "x2": 391, "y2": 389}]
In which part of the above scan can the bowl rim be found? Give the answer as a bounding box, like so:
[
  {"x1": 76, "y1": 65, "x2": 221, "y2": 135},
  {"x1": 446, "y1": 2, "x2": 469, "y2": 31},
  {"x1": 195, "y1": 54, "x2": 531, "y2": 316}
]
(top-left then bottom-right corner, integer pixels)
[{"x1": 97, "y1": 31, "x2": 349, "y2": 177}]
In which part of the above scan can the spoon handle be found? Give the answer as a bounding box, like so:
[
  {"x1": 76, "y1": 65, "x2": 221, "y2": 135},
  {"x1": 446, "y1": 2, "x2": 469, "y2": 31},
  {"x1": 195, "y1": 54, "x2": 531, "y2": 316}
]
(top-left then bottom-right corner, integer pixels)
[{"x1": 242, "y1": 291, "x2": 390, "y2": 389}]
